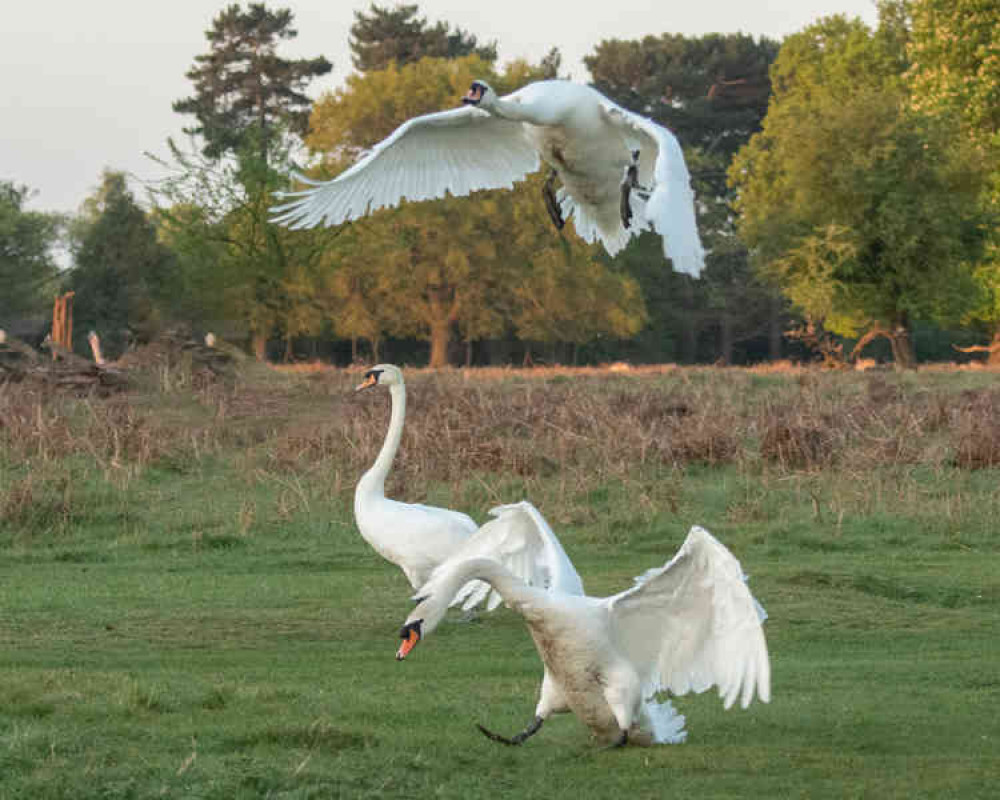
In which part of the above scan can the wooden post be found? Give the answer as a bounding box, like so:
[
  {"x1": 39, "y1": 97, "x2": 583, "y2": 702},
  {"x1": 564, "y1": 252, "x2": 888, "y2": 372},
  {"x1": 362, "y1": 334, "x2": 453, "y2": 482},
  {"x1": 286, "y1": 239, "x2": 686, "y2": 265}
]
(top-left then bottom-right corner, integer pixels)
[
  {"x1": 51, "y1": 295, "x2": 62, "y2": 360},
  {"x1": 64, "y1": 292, "x2": 74, "y2": 351},
  {"x1": 50, "y1": 291, "x2": 76, "y2": 359},
  {"x1": 88, "y1": 331, "x2": 104, "y2": 365}
]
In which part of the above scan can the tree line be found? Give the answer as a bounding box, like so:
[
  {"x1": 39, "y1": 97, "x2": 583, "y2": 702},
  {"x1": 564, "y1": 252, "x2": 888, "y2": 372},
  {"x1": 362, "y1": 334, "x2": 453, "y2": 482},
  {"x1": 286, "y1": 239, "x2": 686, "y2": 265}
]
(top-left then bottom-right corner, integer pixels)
[{"x1": 2, "y1": 0, "x2": 997, "y2": 367}]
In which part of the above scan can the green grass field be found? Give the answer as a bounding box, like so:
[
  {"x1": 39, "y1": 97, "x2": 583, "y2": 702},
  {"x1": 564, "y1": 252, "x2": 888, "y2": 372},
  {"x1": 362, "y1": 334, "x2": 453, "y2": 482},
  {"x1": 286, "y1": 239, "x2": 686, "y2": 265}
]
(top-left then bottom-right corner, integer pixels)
[{"x1": 1, "y1": 363, "x2": 998, "y2": 798}]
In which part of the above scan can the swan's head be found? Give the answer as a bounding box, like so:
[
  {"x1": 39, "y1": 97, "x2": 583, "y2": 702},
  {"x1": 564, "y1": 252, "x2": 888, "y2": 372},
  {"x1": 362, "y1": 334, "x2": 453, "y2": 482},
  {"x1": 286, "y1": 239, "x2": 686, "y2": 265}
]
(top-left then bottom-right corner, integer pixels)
[
  {"x1": 462, "y1": 80, "x2": 495, "y2": 108},
  {"x1": 395, "y1": 592, "x2": 448, "y2": 660},
  {"x1": 355, "y1": 363, "x2": 404, "y2": 392},
  {"x1": 395, "y1": 618, "x2": 423, "y2": 660}
]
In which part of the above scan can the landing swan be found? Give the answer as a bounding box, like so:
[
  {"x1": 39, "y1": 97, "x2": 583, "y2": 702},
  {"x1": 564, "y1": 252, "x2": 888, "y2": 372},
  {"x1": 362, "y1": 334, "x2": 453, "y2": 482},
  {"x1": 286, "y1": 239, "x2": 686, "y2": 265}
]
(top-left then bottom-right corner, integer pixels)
[
  {"x1": 272, "y1": 79, "x2": 705, "y2": 277},
  {"x1": 396, "y1": 525, "x2": 770, "y2": 747},
  {"x1": 354, "y1": 365, "x2": 583, "y2": 603}
]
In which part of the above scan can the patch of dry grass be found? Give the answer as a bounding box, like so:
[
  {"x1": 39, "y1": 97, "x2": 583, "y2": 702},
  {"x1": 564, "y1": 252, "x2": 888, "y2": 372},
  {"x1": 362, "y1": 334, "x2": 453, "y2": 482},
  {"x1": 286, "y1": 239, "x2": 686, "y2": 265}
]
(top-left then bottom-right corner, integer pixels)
[{"x1": 3, "y1": 360, "x2": 1000, "y2": 538}]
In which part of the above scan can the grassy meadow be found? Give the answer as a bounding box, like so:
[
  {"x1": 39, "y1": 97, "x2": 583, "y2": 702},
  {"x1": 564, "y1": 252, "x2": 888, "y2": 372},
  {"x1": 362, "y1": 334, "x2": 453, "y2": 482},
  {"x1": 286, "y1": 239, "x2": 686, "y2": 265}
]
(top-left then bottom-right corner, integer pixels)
[{"x1": 1, "y1": 357, "x2": 998, "y2": 798}]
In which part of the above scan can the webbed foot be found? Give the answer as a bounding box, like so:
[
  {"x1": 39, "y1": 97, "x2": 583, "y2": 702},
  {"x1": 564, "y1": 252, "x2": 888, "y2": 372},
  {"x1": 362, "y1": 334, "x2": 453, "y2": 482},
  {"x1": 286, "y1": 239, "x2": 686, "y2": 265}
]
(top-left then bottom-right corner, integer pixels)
[
  {"x1": 542, "y1": 170, "x2": 564, "y2": 230},
  {"x1": 476, "y1": 716, "x2": 544, "y2": 746}
]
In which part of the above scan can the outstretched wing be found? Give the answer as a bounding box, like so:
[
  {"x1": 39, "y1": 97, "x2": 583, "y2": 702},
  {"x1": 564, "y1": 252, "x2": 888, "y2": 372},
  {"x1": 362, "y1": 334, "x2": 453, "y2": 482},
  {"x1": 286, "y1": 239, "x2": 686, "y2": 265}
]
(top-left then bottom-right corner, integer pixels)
[
  {"x1": 599, "y1": 102, "x2": 705, "y2": 278},
  {"x1": 421, "y1": 501, "x2": 584, "y2": 611},
  {"x1": 607, "y1": 526, "x2": 770, "y2": 709},
  {"x1": 271, "y1": 106, "x2": 540, "y2": 229}
]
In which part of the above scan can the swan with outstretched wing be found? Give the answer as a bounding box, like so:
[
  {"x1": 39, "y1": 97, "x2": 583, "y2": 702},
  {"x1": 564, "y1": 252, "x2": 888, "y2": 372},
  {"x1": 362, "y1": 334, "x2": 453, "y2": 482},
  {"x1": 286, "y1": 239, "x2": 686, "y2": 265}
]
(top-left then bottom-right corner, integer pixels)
[
  {"x1": 396, "y1": 525, "x2": 768, "y2": 747},
  {"x1": 273, "y1": 80, "x2": 704, "y2": 277}
]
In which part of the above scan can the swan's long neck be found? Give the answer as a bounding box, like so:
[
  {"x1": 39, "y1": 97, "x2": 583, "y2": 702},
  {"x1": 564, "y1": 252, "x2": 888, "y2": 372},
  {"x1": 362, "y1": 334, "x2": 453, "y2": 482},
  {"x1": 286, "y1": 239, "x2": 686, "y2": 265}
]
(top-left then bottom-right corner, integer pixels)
[
  {"x1": 359, "y1": 383, "x2": 405, "y2": 497},
  {"x1": 487, "y1": 96, "x2": 560, "y2": 126},
  {"x1": 444, "y1": 558, "x2": 528, "y2": 603},
  {"x1": 415, "y1": 557, "x2": 544, "y2": 633}
]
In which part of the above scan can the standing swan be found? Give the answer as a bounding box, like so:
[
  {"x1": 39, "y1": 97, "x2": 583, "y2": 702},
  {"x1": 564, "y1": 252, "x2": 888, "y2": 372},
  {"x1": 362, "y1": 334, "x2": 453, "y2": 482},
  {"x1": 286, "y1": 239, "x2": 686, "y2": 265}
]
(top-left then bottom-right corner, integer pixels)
[
  {"x1": 396, "y1": 526, "x2": 770, "y2": 747},
  {"x1": 354, "y1": 365, "x2": 584, "y2": 603},
  {"x1": 272, "y1": 79, "x2": 705, "y2": 277},
  {"x1": 354, "y1": 364, "x2": 477, "y2": 590}
]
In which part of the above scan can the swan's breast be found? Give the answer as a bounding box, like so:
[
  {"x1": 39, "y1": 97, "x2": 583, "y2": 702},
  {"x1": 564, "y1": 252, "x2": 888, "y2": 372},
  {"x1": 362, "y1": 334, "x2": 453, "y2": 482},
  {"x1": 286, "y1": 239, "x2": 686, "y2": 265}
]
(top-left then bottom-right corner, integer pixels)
[
  {"x1": 527, "y1": 123, "x2": 630, "y2": 207},
  {"x1": 526, "y1": 616, "x2": 621, "y2": 736}
]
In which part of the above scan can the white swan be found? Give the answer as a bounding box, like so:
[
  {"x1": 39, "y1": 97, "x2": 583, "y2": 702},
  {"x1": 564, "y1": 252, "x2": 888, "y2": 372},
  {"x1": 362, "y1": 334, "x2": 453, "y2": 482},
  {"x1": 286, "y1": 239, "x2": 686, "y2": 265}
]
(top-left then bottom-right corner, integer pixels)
[
  {"x1": 354, "y1": 364, "x2": 583, "y2": 603},
  {"x1": 396, "y1": 525, "x2": 770, "y2": 747},
  {"x1": 272, "y1": 79, "x2": 705, "y2": 277}
]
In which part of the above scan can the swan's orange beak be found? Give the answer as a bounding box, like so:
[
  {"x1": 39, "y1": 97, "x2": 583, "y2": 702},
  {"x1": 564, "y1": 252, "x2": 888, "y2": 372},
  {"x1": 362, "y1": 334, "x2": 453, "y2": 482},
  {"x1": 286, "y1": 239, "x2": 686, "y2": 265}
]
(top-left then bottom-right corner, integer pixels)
[
  {"x1": 396, "y1": 628, "x2": 420, "y2": 660},
  {"x1": 355, "y1": 374, "x2": 377, "y2": 392},
  {"x1": 396, "y1": 621, "x2": 422, "y2": 660}
]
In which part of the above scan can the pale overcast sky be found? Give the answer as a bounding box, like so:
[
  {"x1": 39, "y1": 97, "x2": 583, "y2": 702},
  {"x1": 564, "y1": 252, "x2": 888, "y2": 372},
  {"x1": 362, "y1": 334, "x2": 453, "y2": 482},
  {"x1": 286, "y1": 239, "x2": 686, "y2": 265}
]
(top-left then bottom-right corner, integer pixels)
[{"x1": 2, "y1": 1, "x2": 878, "y2": 215}]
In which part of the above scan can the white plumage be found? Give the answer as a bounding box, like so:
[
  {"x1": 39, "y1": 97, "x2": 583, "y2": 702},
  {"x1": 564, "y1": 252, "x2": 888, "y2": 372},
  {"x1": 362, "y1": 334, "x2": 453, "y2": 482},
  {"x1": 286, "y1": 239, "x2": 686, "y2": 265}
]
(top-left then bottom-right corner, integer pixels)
[
  {"x1": 354, "y1": 364, "x2": 583, "y2": 604},
  {"x1": 396, "y1": 525, "x2": 769, "y2": 747},
  {"x1": 272, "y1": 79, "x2": 705, "y2": 277}
]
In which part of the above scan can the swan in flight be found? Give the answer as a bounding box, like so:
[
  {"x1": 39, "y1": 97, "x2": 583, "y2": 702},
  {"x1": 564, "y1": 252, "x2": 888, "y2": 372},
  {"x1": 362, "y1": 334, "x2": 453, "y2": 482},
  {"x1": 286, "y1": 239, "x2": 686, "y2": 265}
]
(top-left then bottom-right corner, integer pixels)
[
  {"x1": 354, "y1": 365, "x2": 583, "y2": 605},
  {"x1": 272, "y1": 79, "x2": 705, "y2": 277},
  {"x1": 396, "y1": 525, "x2": 770, "y2": 747}
]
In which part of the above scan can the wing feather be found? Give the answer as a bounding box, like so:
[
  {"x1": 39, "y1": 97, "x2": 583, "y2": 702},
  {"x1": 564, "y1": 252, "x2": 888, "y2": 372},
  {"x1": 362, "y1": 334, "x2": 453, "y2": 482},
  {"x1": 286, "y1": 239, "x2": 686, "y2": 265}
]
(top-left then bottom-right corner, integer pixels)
[
  {"x1": 599, "y1": 102, "x2": 705, "y2": 277},
  {"x1": 272, "y1": 106, "x2": 540, "y2": 228},
  {"x1": 417, "y1": 501, "x2": 584, "y2": 610},
  {"x1": 608, "y1": 526, "x2": 769, "y2": 708}
]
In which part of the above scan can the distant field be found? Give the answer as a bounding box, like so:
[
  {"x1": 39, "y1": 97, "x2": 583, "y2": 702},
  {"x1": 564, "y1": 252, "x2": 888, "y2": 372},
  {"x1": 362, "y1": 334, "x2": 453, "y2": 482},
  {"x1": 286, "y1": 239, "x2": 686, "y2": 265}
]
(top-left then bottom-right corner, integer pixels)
[{"x1": 1, "y1": 360, "x2": 998, "y2": 798}]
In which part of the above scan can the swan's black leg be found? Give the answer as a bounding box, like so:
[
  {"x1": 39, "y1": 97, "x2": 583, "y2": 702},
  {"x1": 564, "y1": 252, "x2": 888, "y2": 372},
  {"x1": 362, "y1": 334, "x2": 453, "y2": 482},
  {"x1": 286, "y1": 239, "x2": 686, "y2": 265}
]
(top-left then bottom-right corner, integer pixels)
[
  {"x1": 542, "y1": 170, "x2": 564, "y2": 230},
  {"x1": 620, "y1": 150, "x2": 641, "y2": 229},
  {"x1": 620, "y1": 150, "x2": 652, "y2": 230},
  {"x1": 476, "y1": 716, "x2": 544, "y2": 746},
  {"x1": 620, "y1": 179, "x2": 634, "y2": 229}
]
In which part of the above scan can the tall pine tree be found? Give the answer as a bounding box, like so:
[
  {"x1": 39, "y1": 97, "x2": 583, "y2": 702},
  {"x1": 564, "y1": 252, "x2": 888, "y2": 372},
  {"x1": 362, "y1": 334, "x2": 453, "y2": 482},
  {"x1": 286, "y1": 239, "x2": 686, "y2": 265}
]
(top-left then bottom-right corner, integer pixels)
[
  {"x1": 161, "y1": 3, "x2": 332, "y2": 360},
  {"x1": 70, "y1": 172, "x2": 176, "y2": 357},
  {"x1": 349, "y1": 3, "x2": 497, "y2": 73},
  {"x1": 173, "y1": 3, "x2": 331, "y2": 160}
]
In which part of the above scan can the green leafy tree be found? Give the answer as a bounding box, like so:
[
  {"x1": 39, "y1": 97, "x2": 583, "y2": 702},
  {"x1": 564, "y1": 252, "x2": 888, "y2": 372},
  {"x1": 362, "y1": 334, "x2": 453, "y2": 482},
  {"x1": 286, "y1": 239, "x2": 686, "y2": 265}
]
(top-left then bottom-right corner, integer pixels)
[
  {"x1": 69, "y1": 171, "x2": 176, "y2": 357},
  {"x1": 151, "y1": 136, "x2": 331, "y2": 360},
  {"x1": 0, "y1": 182, "x2": 63, "y2": 324},
  {"x1": 906, "y1": 0, "x2": 1000, "y2": 361},
  {"x1": 173, "y1": 3, "x2": 331, "y2": 160},
  {"x1": 730, "y1": 13, "x2": 989, "y2": 368},
  {"x1": 305, "y1": 55, "x2": 642, "y2": 367},
  {"x1": 349, "y1": 3, "x2": 497, "y2": 73}
]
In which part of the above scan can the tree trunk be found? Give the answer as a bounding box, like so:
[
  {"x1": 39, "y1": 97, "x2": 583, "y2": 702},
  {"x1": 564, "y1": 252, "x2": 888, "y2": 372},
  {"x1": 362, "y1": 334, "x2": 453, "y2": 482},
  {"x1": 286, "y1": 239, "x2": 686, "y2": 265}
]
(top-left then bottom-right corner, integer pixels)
[
  {"x1": 768, "y1": 295, "x2": 783, "y2": 361},
  {"x1": 889, "y1": 330, "x2": 917, "y2": 370},
  {"x1": 251, "y1": 333, "x2": 267, "y2": 362},
  {"x1": 889, "y1": 311, "x2": 917, "y2": 370},
  {"x1": 719, "y1": 307, "x2": 734, "y2": 365},
  {"x1": 990, "y1": 330, "x2": 1000, "y2": 367},
  {"x1": 429, "y1": 320, "x2": 450, "y2": 368},
  {"x1": 680, "y1": 281, "x2": 697, "y2": 363}
]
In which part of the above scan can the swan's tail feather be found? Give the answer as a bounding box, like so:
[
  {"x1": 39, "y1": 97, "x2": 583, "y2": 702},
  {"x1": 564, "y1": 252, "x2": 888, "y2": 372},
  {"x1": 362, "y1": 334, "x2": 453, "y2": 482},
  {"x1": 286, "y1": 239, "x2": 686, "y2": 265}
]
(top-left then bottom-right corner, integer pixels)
[
  {"x1": 556, "y1": 187, "x2": 634, "y2": 257},
  {"x1": 644, "y1": 698, "x2": 687, "y2": 745}
]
